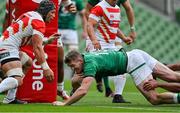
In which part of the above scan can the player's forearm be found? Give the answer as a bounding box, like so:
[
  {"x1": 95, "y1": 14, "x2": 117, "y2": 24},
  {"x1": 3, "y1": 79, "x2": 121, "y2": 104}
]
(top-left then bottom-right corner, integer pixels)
[
  {"x1": 87, "y1": 22, "x2": 97, "y2": 42},
  {"x1": 64, "y1": 88, "x2": 87, "y2": 105},
  {"x1": 158, "y1": 82, "x2": 180, "y2": 93},
  {"x1": 33, "y1": 45, "x2": 46, "y2": 64},
  {"x1": 117, "y1": 29, "x2": 126, "y2": 41},
  {"x1": 167, "y1": 63, "x2": 180, "y2": 71},
  {"x1": 32, "y1": 35, "x2": 47, "y2": 66}
]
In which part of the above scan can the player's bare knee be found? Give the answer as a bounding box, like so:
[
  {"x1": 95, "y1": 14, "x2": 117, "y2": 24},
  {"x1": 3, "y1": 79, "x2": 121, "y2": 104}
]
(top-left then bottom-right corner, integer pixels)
[{"x1": 147, "y1": 94, "x2": 160, "y2": 105}]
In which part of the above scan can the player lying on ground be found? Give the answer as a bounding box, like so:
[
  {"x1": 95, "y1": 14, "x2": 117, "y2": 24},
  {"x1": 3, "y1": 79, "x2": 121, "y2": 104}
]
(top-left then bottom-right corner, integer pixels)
[{"x1": 53, "y1": 49, "x2": 180, "y2": 106}]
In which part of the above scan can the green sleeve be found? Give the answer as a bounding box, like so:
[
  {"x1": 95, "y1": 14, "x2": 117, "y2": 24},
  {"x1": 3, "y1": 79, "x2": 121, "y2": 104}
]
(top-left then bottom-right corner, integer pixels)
[
  {"x1": 76, "y1": 0, "x2": 84, "y2": 11},
  {"x1": 117, "y1": 0, "x2": 127, "y2": 6},
  {"x1": 88, "y1": 0, "x2": 100, "y2": 7}
]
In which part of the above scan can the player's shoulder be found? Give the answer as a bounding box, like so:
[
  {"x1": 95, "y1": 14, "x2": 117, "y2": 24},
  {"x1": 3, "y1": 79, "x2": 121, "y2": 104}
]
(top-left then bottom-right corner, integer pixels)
[{"x1": 25, "y1": 11, "x2": 44, "y2": 22}]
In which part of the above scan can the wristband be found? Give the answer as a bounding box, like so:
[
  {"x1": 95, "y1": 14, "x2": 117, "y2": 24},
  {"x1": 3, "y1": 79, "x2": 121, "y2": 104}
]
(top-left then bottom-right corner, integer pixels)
[
  {"x1": 63, "y1": 0, "x2": 72, "y2": 7},
  {"x1": 41, "y1": 62, "x2": 50, "y2": 70},
  {"x1": 130, "y1": 25, "x2": 136, "y2": 32}
]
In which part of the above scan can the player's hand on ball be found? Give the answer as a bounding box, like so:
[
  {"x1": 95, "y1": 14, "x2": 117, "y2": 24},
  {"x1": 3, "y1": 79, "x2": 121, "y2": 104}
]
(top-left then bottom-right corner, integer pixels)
[{"x1": 52, "y1": 101, "x2": 65, "y2": 106}]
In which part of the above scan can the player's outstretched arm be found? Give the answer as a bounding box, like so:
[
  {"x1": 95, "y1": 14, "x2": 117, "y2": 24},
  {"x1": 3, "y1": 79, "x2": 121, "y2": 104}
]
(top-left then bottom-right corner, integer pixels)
[
  {"x1": 54, "y1": 76, "x2": 94, "y2": 106},
  {"x1": 43, "y1": 33, "x2": 60, "y2": 45}
]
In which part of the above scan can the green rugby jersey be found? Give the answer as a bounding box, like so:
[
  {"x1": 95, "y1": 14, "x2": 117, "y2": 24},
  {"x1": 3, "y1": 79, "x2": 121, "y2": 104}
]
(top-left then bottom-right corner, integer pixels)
[
  {"x1": 87, "y1": 0, "x2": 127, "y2": 7},
  {"x1": 82, "y1": 50, "x2": 127, "y2": 78},
  {"x1": 58, "y1": 0, "x2": 84, "y2": 30}
]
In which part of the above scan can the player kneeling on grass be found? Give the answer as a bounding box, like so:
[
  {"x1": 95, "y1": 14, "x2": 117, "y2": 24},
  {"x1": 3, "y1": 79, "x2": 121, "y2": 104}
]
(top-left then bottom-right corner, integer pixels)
[{"x1": 53, "y1": 49, "x2": 180, "y2": 106}]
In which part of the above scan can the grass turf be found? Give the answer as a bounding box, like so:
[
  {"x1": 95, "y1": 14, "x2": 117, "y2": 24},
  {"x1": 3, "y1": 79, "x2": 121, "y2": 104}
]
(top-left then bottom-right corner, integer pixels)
[{"x1": 0, "y1": 77, "x2": 180, "y2": 113}]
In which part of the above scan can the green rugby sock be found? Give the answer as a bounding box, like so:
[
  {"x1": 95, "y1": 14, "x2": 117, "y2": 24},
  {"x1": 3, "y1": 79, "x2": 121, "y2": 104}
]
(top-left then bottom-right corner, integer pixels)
[
  {"x1": 177, "y1": 93, "x2": 180, "y2": 103},
  {"x1": 103, "y1": 77, "x2": 110, "y2": 89}
]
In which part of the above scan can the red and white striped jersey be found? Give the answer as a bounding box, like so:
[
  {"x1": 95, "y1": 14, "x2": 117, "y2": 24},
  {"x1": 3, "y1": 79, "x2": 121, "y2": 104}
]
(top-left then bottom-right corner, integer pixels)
[
  {"x1": 89, "y1": 0, "x2": 121, "y2": 43},
  {"x1": 0, "y1": 11, "x2": 45, "y2": 51}
]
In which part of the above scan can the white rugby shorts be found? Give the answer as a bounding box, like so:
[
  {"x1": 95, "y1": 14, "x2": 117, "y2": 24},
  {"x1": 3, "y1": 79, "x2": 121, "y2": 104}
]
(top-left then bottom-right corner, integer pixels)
[
  {"x1": 126, "y1": 49, "x2": 158, "y2": 85},
  {"x1": 0, "y1": 49, "x2": 20, "y2": 63},
  {"x1": 58, "y1": 29, "x2": 78, "y2": 45}
]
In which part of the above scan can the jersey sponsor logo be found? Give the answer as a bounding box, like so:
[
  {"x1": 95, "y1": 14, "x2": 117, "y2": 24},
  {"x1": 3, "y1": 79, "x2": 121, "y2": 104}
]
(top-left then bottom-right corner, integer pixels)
[{"x1": 0, "y1": 52, "x2": 10, "y2": 59}]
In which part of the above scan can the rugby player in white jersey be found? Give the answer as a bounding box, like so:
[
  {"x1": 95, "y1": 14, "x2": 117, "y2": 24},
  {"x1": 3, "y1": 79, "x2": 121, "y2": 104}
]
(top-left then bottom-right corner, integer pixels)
[{"x1": 0, "y1": 0, "x2": 57, "y2": 104}]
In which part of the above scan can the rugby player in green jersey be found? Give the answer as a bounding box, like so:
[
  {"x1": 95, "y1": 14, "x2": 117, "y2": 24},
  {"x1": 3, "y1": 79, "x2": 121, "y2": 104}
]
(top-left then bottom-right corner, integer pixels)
[{"x1": 53, "y1": 49, "x2": 180, "y2": 106}]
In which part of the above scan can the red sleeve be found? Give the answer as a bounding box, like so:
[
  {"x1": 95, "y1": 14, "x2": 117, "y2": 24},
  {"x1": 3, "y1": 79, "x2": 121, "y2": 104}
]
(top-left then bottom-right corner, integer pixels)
[
  {"x1": 90, "y1": 5, "x2": 103, "y2": 17},
  {"x1": 31, "y1": 19, "x2": 45, "y2": 34}
]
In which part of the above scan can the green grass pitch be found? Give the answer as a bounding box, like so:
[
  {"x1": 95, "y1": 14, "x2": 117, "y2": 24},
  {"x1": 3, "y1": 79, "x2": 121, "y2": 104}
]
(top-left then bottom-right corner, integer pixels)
[{"x1": 0, "y1": 77, "x2": 180, "y2": 113}]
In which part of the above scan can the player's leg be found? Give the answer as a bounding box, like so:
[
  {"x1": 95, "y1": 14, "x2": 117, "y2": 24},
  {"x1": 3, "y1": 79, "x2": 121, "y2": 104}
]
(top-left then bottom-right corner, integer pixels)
[
  {"x1": 112, "y1": 74, "x2": 129, "y2": 103},
  {"x1": 0, "y1": 50, "x2": 25, "y2": 103},
  {"x1": 95, "y1": 75, "x2": 103, "y2": 92},
  {"x1": 103, "y1": 76, "x2": 114, "y2": 97},
  {"x1": 3, "y1": 51, "x2": 30, "y2": 104},
  {"x1": 57, "y1": 31, "x2": 69, "y2": 100},
  {"x1": 153, "y1": 62, "x2": 180, "y2": 82},
  {"x1": 107, "y1": 42, "x2": 127, "y2": 101},
  {"x1": 137, "y1": 75, "x2": 178, "y2": 105},
  {"x1": 166, "y1": 63, "x2": 180, "y2": 71},
  {"x1": 57, "y1": 45, "x2": 69, "y2": 100},
  {"x1": 132, "y1": 49, "x2": 180, "y2": 82},
  {"x1": 20, "y1": 51, "x2": 32, "y2": 74},
  {"x1": 127, "y1": 49, "x2": 179, "y2": 104}
]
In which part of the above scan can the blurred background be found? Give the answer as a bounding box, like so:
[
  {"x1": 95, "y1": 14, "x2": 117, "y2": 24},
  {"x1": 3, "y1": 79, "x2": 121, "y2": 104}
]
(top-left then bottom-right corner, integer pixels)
[{"x1": 0, "y1": 0, "x2": 179, "y2": 64}]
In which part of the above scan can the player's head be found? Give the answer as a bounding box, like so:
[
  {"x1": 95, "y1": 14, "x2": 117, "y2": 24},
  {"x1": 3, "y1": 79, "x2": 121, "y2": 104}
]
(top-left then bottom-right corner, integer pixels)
[
  {"x1": 65, "y1": 50, "x2": 83, "y2": 74},
  {"x1": 36, "y1": 0, "x2": 56, "y2": 22}
]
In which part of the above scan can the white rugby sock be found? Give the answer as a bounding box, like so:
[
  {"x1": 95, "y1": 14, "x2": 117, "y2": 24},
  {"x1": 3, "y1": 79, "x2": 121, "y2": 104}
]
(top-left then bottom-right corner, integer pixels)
[
  {"x1": 113, "y1": 74, "x2": 126, "y2": 95},
  {"x1": 0, "y1": 77, "x2": 18, "y2": 93},
  {"x1": 3, "y1": 88, "x2": 17, "y2": 103},
  {"x1": 6, "y1": 88, "x2": 17, "y2": 100},
  {"x1": 57, "y1": 82, "x2": 64, "y2": 91}
]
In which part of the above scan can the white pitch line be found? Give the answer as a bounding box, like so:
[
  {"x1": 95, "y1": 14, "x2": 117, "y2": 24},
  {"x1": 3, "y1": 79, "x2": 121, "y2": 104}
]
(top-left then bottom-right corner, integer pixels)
[{"x1": 96, "y1": 106, "x2": 178, "y2": 112}]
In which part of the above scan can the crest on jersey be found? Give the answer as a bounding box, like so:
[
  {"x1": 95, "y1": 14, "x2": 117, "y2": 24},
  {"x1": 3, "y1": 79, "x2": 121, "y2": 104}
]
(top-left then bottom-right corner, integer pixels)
[{"x1": 110, "y1": 14, "x2": 114, "y2": 18}]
